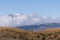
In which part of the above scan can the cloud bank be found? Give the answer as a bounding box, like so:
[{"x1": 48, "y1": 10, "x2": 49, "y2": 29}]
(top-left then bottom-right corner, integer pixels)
[{"x1": 0, "y1": 13, "x2": 60, "y2": 27}]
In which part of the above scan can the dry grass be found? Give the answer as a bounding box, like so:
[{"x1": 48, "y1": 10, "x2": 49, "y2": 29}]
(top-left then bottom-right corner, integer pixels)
[
  {"x1": 0, "y1": 27, "x2": 60, "y2": 40},
  {"x1": 40, "y1": 28, "x2": 60, "y2": 33},
  {"x1": 0, "y1": 27, "x2": 36, "y2": 40}
]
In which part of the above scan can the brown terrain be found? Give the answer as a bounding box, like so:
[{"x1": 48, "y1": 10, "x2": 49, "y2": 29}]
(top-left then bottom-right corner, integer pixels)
[
  {"x1": 0, "y1": 27, "x2": 37, "y2": 40},
  {"x1": 0, "y1": 27, "x2": 60, "y2": 40}
]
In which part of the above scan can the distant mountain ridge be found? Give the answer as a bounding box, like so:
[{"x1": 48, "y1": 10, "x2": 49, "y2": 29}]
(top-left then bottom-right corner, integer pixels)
[{"x1": 16, "y1": 23, "x2": 60, "y2": 30}]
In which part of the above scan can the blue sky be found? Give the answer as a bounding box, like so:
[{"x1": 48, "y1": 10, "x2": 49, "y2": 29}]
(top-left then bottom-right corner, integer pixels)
[{"x1": 0, "y1": 0, "x2": 60, "y2": 17}]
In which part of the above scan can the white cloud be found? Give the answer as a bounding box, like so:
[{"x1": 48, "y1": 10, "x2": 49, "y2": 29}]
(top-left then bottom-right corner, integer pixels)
[{"x1": 0, "y1": 13, "x2": 60, "y2": 27}]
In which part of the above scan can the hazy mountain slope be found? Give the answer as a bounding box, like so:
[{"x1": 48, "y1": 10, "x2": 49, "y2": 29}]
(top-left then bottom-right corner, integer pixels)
[{"x1": 16, "y1": 23, "x2": 60, "y2": 30}]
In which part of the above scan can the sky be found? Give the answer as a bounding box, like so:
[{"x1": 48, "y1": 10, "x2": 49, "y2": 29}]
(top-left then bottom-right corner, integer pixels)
[
  {"x1": 0, "y1": 0, "x2": 60, "y2": 17},
  {"x1": 0, "y1": 0, "x2": 60, "y2": 27}
]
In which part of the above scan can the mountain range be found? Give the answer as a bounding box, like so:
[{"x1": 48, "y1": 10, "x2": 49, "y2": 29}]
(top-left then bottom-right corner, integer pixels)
[
  {"x1": 16, "y1": 23, "x2": 60, "y2": 30},
  {"x1": 0, "y1": 13, "x2": 60, "y2": 30}
]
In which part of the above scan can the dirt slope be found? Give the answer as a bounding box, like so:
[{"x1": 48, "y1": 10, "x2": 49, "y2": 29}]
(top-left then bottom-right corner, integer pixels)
[
  {"x1": 0, "y1": 27, "x2": 60, "y2": 40},
  {"x1": 0, "y1": 27, "x2": 36, "y2": 40}
]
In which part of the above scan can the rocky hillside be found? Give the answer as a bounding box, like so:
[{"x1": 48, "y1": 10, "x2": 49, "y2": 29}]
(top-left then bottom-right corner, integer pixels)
[
  {"x1": 0, "y1": 27, "x2": 37, "y2": 40},
  {"x1": 0, "y1": 27, "x2": 60, "y2": 40}
]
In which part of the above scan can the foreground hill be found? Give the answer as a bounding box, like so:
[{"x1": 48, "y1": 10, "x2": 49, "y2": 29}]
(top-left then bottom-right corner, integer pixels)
[
  {"x1": 0, "y1": 27, "x2": 60, "y2": 40},
  {"x1": 0, "y1": 27, "x2": 29, "y2": 40},
  {"x1": 0, "y1": 27, "x2": 38, "y2": 40},
  {"x1": 39, "y1": 28, "x2": 60, "y2": 40}
]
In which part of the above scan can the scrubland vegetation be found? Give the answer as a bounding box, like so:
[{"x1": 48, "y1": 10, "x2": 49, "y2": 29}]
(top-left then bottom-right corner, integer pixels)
[{"x1": 0, "y1": 27, "x2": 60, "y2": 40}]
